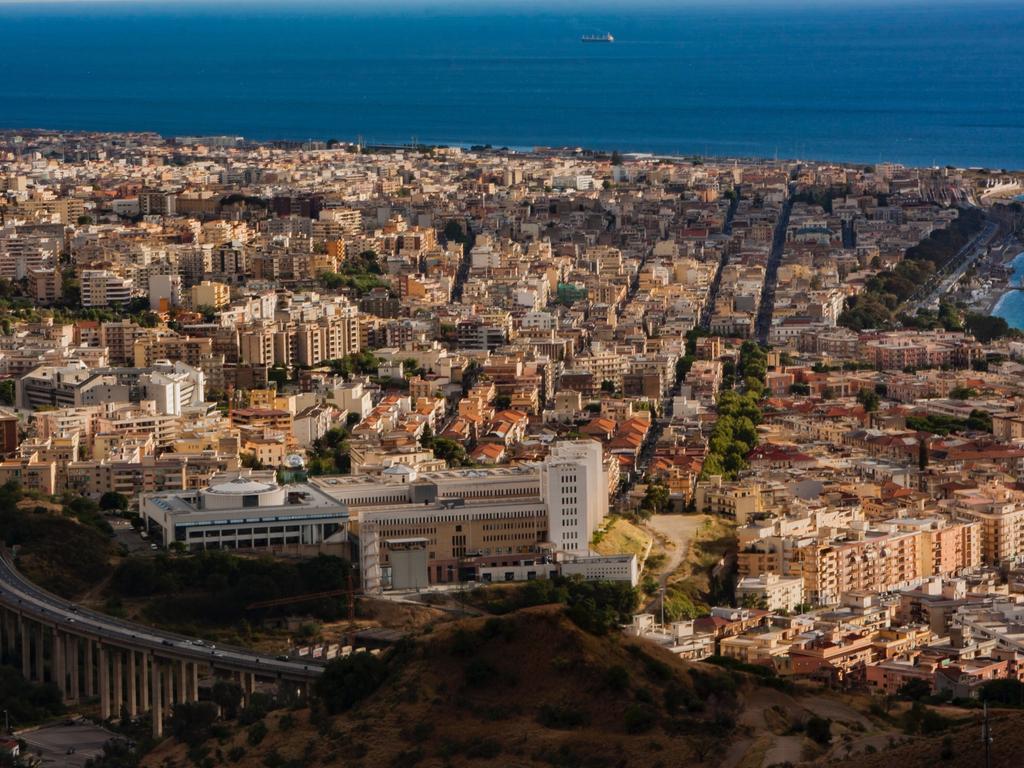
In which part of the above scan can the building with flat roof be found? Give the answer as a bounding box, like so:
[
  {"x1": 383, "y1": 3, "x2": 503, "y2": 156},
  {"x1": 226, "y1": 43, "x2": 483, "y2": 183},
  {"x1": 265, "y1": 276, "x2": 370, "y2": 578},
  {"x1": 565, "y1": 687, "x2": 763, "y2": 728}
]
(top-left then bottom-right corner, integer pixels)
[
  {"x1": 310, "y1": 440, "x2": 609, "y2": 591},
  {"x1": 141, "y1": 470, "x2": 348, "y2": 553}
]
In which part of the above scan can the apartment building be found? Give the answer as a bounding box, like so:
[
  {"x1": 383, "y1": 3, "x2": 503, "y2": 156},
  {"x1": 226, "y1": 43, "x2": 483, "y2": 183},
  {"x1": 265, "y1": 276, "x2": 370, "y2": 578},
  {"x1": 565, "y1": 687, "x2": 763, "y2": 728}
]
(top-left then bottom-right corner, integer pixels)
[
  {"x1": 950, "y1": 483, "x2": 1024, "y2": 565},
  {"x1": 80, "y1": 270, "x2": 135, "y2": 307}
]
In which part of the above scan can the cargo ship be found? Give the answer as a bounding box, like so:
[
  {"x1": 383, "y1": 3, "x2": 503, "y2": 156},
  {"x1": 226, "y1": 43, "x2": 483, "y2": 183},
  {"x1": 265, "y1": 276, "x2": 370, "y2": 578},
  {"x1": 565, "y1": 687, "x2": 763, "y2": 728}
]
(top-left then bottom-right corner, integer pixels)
[{"x1": 581, "y1": 33, "x2": 614, "y2": 43}]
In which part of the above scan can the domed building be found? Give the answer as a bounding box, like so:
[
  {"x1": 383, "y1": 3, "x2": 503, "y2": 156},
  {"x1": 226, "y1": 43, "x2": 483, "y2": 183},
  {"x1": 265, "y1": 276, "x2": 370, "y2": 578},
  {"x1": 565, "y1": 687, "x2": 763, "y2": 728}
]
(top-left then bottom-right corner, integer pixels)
[{"x1": 142, "y1": 470, "x2": 348, "y2": 554}]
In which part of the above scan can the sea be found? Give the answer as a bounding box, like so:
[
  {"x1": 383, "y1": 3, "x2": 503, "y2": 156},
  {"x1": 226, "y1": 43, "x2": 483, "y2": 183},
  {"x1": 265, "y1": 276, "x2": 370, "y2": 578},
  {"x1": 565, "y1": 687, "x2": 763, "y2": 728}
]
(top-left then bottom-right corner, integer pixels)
[
  {"x1": 993, "y1": 251, "x2": 1024, "y2": 331},
  {"x1": 0, "y1": 1, "x2": 1022, "y2": 168}
]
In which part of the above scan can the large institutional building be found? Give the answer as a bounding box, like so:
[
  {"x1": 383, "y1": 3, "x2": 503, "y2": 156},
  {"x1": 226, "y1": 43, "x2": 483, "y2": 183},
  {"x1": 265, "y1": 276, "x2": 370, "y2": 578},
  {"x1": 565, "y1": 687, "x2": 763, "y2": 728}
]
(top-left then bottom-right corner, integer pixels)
[
  {"x1": 140, "y1": 441, "x2": 622, "y2": 590},
  {"x1": 310, "y1": 440, "x2": 610, "y2": 590},
  {"x1": 142, "y1": 471, "x2": 348, "y2": 553}
]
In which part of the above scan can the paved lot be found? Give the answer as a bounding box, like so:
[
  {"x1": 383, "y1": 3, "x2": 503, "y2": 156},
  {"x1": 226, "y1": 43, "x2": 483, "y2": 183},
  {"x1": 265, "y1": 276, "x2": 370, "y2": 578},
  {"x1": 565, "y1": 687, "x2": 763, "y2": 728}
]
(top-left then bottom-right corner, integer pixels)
[
  {"x1": 110, "y1": 517, "x2": 152, "y2": 555},
  {"x1": 20, "y1": 722, "x2": 118, "y2": 768}
]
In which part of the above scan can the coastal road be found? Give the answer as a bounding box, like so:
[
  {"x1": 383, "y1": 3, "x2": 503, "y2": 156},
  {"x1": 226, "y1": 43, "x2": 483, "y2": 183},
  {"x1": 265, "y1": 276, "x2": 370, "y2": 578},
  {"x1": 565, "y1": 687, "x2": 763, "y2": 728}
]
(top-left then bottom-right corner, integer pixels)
[
  {"x1": 905, "y1": 219, "x2": 998, "y2": 314},
  {"x1": 0, "y1": 553, "x2": 322, "y2": 681}
]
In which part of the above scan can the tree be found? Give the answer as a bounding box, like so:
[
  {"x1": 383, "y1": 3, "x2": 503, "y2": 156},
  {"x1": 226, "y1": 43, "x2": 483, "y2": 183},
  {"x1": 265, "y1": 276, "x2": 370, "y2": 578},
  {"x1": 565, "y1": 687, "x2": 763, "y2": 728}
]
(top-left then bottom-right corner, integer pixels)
[
  {"x1": 169, "y1": 700, "x2": 219, "y2": 746},
  {"x1": 806, "y1": 716, "x2": 832, "y2": 745},
  {"x1": 268, "y1": 365, "x2": 289, "y2": 388},
  {"x1": 856, "y1": 388, "x2": 880, "y2": 412},
  {"x1": 949, "y1": 386, "x2": 977, "y2": 400},
  {"x1": 443, "y1": 220, "x2": 467, "y2": 243},
  {"x1": 0, "y1": 380, "x2": 14, "y2": 406},
  {"x1": 979, "y1": 678, "x2": 1024, "y2": 706},
  {"x1": 211, "y1": 680, "x2": 244, "y2": 719},
  {"x1": 432, "y1": 437, "x2": 467, "y2": 467},
  {"x1": 99, "y1": 492, "x2": 129, "y2": 512},
  {"x1": 964, "y1": 313, "x2": 1011, "y2": 343},
  {"x1": 419, "y1": 423, "x2": 434, "y2": 449},
  {"x1": 600, "y1": 380, "x2": 616, "y2": 394},
  {"x1": 898, "y1": 677, "x2": 932, "y2": 701},
  {"x1": 639, "y1": 480, "x2": 670, "y2": 517},
  {"x1": 314, "y1": 652, "x2": 389, "y2": 714}
]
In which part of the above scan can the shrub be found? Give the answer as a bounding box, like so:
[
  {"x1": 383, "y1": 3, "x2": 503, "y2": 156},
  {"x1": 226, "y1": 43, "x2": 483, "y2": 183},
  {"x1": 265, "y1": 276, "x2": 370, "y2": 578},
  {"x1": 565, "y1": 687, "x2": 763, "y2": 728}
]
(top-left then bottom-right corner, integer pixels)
[
  {"x1": 314, "y1": 652, "x2": 389, "y2": 714},
  {"x1": 624, "y1": 704, "x2": 657, "y2": 734},
  {"x1": 247, "y1": 720, "x2": 268, "y2": 746},
  {"x1": 465, "y1": 738, "x2": 502, "y2": 759},
  {"x1": 605, "y1": 665, "x2": 630, "y2": 692},
  {"x1": 170, "y1": 701, "x2": 219, "y2": 746},
  {"x1": 537, "y1": 703, "x2": 589, "y2": 730},
  {"x1": 806, "y1": 716, "x2": 832, "y2": 745},
  {"x1": 464, "y1": 658, "x2": 497, "y2": 687}
]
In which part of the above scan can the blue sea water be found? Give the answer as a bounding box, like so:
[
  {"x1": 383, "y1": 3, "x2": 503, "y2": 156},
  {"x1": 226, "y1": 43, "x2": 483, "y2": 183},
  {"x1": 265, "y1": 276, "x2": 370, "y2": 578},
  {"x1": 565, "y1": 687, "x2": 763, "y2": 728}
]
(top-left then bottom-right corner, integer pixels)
[
  {"x1": 993, "y1": 251, "x2": 1024, "y2": 331},
  {"x1": 0, "y1": 1, "x2": 1023, "y2": 167}
]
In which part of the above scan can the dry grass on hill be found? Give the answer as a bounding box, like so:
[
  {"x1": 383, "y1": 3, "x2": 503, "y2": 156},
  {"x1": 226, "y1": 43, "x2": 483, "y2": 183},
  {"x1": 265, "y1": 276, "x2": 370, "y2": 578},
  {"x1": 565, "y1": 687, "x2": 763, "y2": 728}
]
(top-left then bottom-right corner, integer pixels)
[{"x1": 144, "y1": 605, "x2": 745, "y2": 768}]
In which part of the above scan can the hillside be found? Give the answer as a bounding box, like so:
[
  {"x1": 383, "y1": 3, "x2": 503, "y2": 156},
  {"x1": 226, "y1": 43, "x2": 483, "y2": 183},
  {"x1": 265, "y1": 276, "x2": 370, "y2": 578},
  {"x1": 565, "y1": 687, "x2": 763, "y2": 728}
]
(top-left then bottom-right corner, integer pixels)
[
  {"x1": 831, "y1": 707, "x2": 1024, "y2": 768},
  {"x1": 143, "y1": 605, "x2": 747, "y2": 768}
]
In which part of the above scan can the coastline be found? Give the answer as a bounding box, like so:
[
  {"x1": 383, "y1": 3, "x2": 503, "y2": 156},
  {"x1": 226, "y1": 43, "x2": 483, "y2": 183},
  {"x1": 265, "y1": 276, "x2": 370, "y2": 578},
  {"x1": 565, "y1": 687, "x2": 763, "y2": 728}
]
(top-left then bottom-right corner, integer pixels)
[{"x1": 989, "y1": 249, "x2": 1024, "y2": 329}]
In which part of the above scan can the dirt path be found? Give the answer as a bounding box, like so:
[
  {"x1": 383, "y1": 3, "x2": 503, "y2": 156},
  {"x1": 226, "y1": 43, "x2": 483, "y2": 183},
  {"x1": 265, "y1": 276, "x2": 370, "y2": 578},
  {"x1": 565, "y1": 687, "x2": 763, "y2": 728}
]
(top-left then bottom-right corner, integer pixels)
[{"x1": 641, "y1": 513, "x2": 710, "y2": 612}]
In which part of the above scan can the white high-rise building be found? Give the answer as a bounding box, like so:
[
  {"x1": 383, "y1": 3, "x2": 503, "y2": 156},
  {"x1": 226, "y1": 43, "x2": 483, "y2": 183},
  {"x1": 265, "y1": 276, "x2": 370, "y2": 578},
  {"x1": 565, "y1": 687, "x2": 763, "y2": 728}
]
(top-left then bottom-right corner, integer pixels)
[{"x1": 541, "y1": 440, "x2": 607, "y2": 552}]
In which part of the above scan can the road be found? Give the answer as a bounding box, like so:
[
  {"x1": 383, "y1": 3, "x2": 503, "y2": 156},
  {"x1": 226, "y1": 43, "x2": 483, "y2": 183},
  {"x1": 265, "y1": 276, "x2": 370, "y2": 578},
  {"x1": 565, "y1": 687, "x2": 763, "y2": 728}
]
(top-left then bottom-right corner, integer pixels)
[
  {"x1": 0, "y1": 553, "x2": 321, "y2": 681},
  {"x1": 755, "y1": 191, "x2": 795, "y2": 343},
  {"x1": 698, "y1": 189, "x2": 739, "y2": 330},
  {"x1": 904, "y1": 219, "x2": 999, "y2": 313},
  {"x1": 20, "y1": 723, "x2": 118, "y2": 768}
]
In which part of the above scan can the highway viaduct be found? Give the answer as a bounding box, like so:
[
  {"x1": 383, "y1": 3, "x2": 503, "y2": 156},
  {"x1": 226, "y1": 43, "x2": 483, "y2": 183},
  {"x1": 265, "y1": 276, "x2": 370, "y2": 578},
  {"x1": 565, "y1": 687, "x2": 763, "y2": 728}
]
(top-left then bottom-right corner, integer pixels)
[{"x1": 0, "y1": 553, "x2": 322, "y2": 738}]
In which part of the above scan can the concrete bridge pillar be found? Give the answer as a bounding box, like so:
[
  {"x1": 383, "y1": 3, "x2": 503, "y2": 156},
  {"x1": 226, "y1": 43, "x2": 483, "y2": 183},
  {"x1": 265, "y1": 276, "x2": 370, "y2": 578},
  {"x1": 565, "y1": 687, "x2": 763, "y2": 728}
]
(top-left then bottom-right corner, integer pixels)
[
  {"x1": 140, "y1": 652, "x2": 149, "y2": 713},
  {"x1": 151, "y1": 659, "x2": 163, "y2": 739},
  {"x1": 126, "y1": 650, "x2": 138, "y2": 718},
  {"x1": 190, "y1": 662, "x2": 199, "y2": 702},
  {"x1": 84, "y1": 640, "x2": 95, "y2": 698},
  {"x1": 162, "y1": 664, "x2": 172, "y2": 712},
  {"x1": 99, "y1": 645, "x2": 111, "y2": 720},
  {"x1": 19, "y1": 619, "x2": 30, "y2": 680},
  {"x1": 177, "y1": 661, "x2": 188, "y2": 706},
  {"x1": 52, "y1": 631, "x2": 65, "y2": 700},
  {"x1": 33, "y1": 623, "x2": 44, "y2": 682},
  {"x1": 2, "y1": 610, "x2": 14, "y2": 662},
  {"x1": 68, "y1": 636, "x2": 80, "y2": 704},
  {"x1": 112, "y1": 649, "x2": 123, "y2": 719}
]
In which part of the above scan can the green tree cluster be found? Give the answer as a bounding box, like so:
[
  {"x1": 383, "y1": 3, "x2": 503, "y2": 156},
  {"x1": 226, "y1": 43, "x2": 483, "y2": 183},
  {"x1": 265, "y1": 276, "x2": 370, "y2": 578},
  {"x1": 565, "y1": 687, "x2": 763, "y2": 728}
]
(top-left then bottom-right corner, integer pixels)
[
  {"x1": 324, "y1": 351, "x2": 380, "y2": 378},
  {"x1": 838, "y1": 209, "x2": 987, "y2": 333},
  {"x1": 318, "y1": 251, "x2": 389, "y2": 296},
  {"x1": 0, "y1": 664, "x2": 64, "y2": 725},
  {"x1": 0, "y1": 484, "x2": 114, "y2": 597},
  {"x1": 431, "y1": 436, "x2": 468, "y2": 467},
  {"x1": 466, "y1": 576, "x2": 637, "y2": 633},
  {"x1": 906, "y1": 410, "x2": 992, "y2": 435},
  {"x1": 964, "y1": 312, "x2": 1015, "y2": 343},
  {"x1": 636, "y1": 479, "x2": 670, "y2": 520},
  {"x1": 856, "y1": 388, "x2": 880, "y2": 412},
  {"x1": 314, "y1": 651, "x2": 389, "y2": 714},
  {"x1": 701, "y1": 390, "x2": 762, "y2": 480},
  {"x1": 307, "y1": 426, "x2": 351, "y2": 475},
  {"x1": 109, "y1": 552, "x2": 352, "y2": 627}
]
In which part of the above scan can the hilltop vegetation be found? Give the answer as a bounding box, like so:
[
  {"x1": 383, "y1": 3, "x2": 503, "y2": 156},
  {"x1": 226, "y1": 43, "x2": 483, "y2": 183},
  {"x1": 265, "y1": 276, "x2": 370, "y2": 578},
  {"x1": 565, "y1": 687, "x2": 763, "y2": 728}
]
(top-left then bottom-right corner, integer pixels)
[
  {"x1": 0, "y1": 482, "x2": 114, "y2": 598},
  {"x1": 143, "y1": 606, "x2": 745, "y2": 768},
  {"x1": 108, "y1": 552, "x2": 354, "y2": 634}
]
